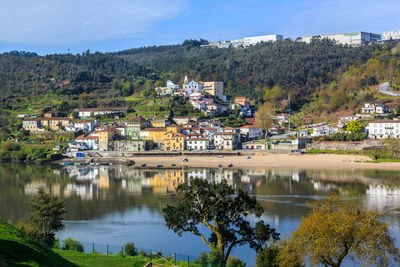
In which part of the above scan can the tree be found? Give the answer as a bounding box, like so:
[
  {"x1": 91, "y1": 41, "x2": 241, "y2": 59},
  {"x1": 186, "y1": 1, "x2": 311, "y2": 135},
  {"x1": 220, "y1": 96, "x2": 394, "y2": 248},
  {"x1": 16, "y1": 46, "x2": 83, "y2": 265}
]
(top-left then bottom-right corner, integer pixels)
[
  {"x1": 255, "y1": 102, "x2": 276, "y2": 136},
  {"x1": 256, "y1": 243, "x2": 280, "y2": 267},
  {"x1": 28, "y1": 189, "x2": 66, "y2": 246},
  {"x1": 346, "y1": 121, "x2": 364, "y2": 134},
  {"x1": 163, "y1": 178, "x2": 279, "y2": 265},
  {"x1": 278, "y1": 197, "x2": 400, "y2": 267},
  {"x1": 71, "y1": 111, "x2": 79, "y2": 119},
  {"x1": 121, "y1": 81, "x2": 134, "y2": 96}
]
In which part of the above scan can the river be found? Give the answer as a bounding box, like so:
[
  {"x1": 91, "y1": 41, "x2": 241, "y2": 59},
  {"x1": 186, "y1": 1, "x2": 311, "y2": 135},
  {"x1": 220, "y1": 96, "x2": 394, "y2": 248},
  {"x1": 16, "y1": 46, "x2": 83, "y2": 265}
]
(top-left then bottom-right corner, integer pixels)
[{"x1": 1, "y1": 163, "x2": 400, "y2": 266}]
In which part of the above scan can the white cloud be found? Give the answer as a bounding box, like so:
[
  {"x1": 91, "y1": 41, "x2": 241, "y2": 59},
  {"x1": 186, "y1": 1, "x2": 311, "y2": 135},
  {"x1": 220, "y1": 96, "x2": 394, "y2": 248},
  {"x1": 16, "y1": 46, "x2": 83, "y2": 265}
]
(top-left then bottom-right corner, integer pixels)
[{"x1": 0, "y1": 0, "x2": 186, "y2": 44}]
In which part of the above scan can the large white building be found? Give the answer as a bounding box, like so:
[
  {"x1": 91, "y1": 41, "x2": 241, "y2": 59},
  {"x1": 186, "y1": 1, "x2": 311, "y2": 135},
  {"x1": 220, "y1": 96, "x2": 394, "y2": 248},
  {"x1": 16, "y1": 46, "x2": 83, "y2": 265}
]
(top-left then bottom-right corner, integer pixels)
[
  {"x1": 298, "y1": 31, "x2": 381, "y2": 47},
  {"x1": 368, "y1": 121, "x2": 400, "y2": 139},
  {"x1": 204, "y1": 34, "x2": 283, "y2": 48},
  {"x1": 382, "y1": 30, "x2": 400, "y2": 41}
]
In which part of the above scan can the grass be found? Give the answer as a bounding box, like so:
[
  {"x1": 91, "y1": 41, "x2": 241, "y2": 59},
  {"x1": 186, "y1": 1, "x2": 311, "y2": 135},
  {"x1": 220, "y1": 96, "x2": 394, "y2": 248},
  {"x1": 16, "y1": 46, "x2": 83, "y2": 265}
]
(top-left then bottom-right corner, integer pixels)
[
  {"x1": 0, "y1": 220, "x2": 75, "y2": 267},
  {"x1": 54, "y1": 249, "x2": 201, "y2": 267},
  {"x1": 54, "y1": 250, "x2": 147, "y2": 267}
]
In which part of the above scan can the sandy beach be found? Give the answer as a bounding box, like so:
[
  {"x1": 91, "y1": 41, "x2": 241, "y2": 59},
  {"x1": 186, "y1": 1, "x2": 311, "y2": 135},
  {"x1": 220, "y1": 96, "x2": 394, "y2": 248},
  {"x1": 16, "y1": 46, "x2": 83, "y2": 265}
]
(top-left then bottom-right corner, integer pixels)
[{"x1": 129, "y1": 154, "x2": 400, "y2": 170}]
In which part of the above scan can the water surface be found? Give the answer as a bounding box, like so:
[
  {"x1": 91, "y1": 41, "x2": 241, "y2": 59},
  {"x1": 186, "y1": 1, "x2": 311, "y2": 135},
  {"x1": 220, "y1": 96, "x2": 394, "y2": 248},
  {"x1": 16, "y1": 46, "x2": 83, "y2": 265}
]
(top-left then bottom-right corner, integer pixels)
[{"x1": 1, "y1": 163, "x2": 400, "y2": 266}]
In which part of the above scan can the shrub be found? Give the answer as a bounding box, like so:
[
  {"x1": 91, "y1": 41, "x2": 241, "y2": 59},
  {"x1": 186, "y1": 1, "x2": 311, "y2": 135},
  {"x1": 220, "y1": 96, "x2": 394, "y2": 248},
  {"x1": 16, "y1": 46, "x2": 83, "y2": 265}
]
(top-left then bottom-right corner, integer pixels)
[
  {"x1": 194, "y1": 252, "x2": 209, "y2": 267},
  {"x1": 124, "y1": 242, "x2": 136, "y2": 256},
  {"x1": 62, "y1": 238, "x2": 84, "y2": 252},
  {"x1": 226, "y1": 256, "x2": 246, "y2": 267}
]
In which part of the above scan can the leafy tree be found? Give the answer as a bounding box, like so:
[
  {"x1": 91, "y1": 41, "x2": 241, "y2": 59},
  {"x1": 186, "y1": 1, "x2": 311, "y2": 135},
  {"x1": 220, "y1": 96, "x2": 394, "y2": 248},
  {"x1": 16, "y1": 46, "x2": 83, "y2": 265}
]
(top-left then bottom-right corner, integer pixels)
[
  {"x1": 346, "y1": 121, "x2": 364, "y2": 134},
  {"x1": 124, "y1": 242, "x2": 137, "y2": 256},
  {"x1": 255, "y1": 243, "x2": 280, "y2": 267},
  {"x1": 71, "y1": 111, "x2": 79, "y2": 119},
  {"x1": 278, "y1": 196, "x2": 400, "y2": 267},
  {"x1": 121, "y1": 81, "x2": 134, "y2": 96},
  {"x1": 62, "y1": 238, "x2": 84, "y2": 252},
  {"x1": 28, "y1": 189, "x2": 66, "y2": 246},
  {"x1": 163, "y1": 178, "x2": 279, "y2": 265},
  {"x1": 255, "y1": 102, "x2": 276, "y2": 136}
]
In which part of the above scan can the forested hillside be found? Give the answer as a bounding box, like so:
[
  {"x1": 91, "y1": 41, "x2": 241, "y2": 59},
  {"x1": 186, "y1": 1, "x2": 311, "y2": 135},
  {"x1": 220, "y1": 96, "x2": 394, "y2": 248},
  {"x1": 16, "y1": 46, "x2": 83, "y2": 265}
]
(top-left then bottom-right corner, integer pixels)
[{"x1": 1, "y1": 39, "x2": 400, "y2": 116}]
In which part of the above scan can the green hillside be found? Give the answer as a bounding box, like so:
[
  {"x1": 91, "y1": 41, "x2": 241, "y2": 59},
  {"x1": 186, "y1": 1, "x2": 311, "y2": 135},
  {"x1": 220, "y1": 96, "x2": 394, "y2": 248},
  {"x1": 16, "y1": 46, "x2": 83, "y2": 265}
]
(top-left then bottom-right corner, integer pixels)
[
  {"x1": 0, "y1": 219, "x2": 75, "y2": 266},
  {"x1": 0, "y1": 40, "x2": 399, "y2": 124}
]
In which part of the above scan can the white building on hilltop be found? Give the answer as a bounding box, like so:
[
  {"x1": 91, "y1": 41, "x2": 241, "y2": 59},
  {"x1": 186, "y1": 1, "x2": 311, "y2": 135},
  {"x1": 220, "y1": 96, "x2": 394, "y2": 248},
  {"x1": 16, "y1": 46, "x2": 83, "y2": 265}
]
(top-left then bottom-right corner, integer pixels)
[
  {"x1": 382, "y1": 30, "x2": 400, "y2": 41},
  {"x1": 204, "y1": 34, "x2": 283, "y2": 48},
  {"x1": 298, "y1": 31, "x2": 381, "y2": 47}
]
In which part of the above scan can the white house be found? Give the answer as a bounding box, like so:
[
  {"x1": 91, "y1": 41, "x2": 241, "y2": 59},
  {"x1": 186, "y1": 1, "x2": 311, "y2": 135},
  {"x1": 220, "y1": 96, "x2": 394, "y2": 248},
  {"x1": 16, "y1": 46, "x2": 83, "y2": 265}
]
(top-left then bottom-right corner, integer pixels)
[
  {"x1": 213, "y1": 132, "x2": 240, "y2": 150},
  {"x1": 186, "y1": 138, "x2": 209, "y2": 151},
  {"x1": 312, "y1": 124, "x2": 329, "y2": 137},
  {"x1": 367, "y1": 121, "x2": 400, "y2": 139},
  {"x1": 75, "y1": 120, "x2": 98, "y2": 132},
  {"x1": 74, "y1": 135, "x2": 99, "y2": 150},
  {"x1": 75, "y1": 107, "x2": 128, "y2": 119},
  {"x1": 189, "y1": 92, "x2": 204, "y2": 101},
  {"x1": 184, "y1": 76, "x2": 203, "y2": 94},
  {"x1": 243, "y1": 141, "x2": 267, "y2": 150},
  {"x1": 203, "y1": 127, "x2": 218, "y2": 142},
  {"x1": 362, "y1": 103, "x2": 389, "y2": 114},
  {"x1": 240, "y1": 125, "x2": 263, "y2": 140},
  {"x1": 191, "y1": 100, "x2": 206, "y2": 110}
]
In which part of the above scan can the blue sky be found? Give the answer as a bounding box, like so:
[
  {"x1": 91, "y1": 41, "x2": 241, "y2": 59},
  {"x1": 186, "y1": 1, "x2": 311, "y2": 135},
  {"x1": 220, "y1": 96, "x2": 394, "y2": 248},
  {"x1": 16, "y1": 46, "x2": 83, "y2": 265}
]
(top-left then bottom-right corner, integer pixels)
[{"x1": 0, "y1": 0, "x2": 399, "y2": 55}]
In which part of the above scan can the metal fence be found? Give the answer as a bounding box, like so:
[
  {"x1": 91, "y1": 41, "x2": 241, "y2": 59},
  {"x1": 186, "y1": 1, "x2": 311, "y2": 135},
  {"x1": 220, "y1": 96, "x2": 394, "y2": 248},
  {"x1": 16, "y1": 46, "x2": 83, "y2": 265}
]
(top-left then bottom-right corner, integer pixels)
[{"x1": 58, "y1": 239, "x2": 199, "y2": 266}]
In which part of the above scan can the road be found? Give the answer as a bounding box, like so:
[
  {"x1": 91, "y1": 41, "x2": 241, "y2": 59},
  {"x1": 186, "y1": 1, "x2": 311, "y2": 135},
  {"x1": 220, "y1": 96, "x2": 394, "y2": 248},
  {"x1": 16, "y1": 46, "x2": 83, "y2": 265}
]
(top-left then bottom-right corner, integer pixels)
[{"x1": 378, "y1": 82, "x2": 400, "y2": 97}]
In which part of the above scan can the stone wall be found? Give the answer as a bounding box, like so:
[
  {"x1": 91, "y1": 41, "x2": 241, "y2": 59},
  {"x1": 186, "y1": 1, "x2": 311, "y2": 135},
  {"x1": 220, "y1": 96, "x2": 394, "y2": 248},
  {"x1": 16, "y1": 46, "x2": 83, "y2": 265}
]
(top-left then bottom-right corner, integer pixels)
[
  {"x1": 306, "y1": 140, "x2": 385, "y2": 151},
  {"x1": 109, "y1": 141, "x2": 150, "y2": 152}
]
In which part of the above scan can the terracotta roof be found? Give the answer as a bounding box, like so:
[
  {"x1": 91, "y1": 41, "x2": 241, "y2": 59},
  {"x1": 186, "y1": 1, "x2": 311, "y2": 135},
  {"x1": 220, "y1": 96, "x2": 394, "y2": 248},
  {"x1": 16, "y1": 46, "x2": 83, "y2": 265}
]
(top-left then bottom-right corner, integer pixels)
[
  {"x1": 40, "y1": 117, "x2": 73, "y2": 121},
  {"x1": 215, "y1": 132, "x2": 236, "y2": 135},
  {"x1": 187, "y1": 138, "x2": 208, "y2": 141},
  {"x1": 76, "y1": 135, "x2": 98, "y2": 140},
  {"x1": 204, "y1": 127, "x2": 216, "y2": 130},
  {"x1": 370, "y1": 120, "x2": 400, "y2": 123},
  {"x1": 240, "y1": 125, "x2": 262, "y2": 129},
  {"x1": 142, "y1": 128, "x2": 167, "y2": 132}
]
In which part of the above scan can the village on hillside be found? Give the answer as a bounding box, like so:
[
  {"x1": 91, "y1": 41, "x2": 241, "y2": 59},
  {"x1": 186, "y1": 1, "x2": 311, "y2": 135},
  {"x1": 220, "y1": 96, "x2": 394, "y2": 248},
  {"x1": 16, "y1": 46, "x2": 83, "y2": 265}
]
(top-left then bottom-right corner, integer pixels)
[{"x1": 20, "y1": 76, "x2": 400, "y2": 156}]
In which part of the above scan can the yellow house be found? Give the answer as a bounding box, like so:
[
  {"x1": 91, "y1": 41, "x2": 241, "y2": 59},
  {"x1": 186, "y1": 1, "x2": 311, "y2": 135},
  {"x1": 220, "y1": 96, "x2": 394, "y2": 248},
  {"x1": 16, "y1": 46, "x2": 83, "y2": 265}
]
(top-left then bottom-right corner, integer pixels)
[
  {"x1": 203, "y1": 81, "x2": 224, "y2": 96},
  {"x1": 142, "y1": 128, "x2": 167, "y2": 142},
  {"x1": 41, "y1": 117, "x2": 74, "y2": 131},
  {"x1": 164, "y1": 132, "x2": 186, "y2": 151},
  {"x1": 98, "y1": 129, "x2": 120, "y2": 150},
  {"x1": 150, "y1": 119, "x2": 170, "y2": 128},
  {"x1": 166, "y1": 124, "x2": 180, "y2": 133}
]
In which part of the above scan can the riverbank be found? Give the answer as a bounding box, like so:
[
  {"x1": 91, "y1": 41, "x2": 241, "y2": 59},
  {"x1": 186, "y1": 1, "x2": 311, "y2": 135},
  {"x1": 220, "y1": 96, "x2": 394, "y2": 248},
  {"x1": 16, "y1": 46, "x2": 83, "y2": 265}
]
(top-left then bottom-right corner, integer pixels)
[{"x1": 127, "y1": 154, "x2": 400, "y2": 170}]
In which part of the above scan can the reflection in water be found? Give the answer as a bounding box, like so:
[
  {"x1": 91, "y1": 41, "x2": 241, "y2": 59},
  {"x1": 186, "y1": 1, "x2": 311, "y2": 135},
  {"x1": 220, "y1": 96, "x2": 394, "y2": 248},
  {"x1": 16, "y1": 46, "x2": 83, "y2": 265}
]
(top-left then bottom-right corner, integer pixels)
[{"x1": 1, "y1": 163, "x2": 400, "y2": 265}]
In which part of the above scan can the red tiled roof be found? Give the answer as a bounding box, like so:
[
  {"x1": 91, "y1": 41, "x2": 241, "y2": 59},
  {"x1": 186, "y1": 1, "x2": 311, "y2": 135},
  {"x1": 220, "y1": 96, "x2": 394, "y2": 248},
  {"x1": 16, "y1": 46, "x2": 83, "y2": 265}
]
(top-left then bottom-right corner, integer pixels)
[
  {"x1": 370, "y1": 120, "x2": 400, "y2": 123},
  {"x1": 40, "y1": 117, "x2": 73, "y2": 121},
  {"x1": 142, "y1": 128, "x2": 167, "y2": 132},
  {"x1": 187, "y1": 138, "x2": 208, "y2": 141},
  {"x1": 76, "y1": 135, "x2": 98, "y2": 140},
  {"x1": 240, "y1": 125, "x2": 261, "y2": 129}
]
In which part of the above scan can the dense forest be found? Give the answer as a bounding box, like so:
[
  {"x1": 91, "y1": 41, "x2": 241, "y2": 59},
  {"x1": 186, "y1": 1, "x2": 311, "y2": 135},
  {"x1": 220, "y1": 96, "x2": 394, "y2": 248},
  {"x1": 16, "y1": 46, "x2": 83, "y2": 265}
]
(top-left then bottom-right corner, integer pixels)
[{"x1": 1, "y1": 39, "x2": 400, "y2": 115}]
